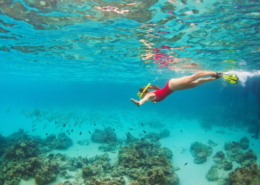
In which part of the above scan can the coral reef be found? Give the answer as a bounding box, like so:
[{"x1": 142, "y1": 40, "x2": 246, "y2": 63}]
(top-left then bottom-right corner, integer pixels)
[
  {"x1": 224, "y1": 141, "x2": 240, "y2": 151},
  {"x1": 1, "y1": 156, "x2": 59, "y2": 185},
  {"x1": 0, "y1": 130, "x2": 75, "y2": 185},
  {"x1": 190, "y1": 142, "x2": 212, "y2": 164},
  {"x1": 240, "y1": 137, "x2": 249, "y2": 150},
  {"x1": 212, "y1": 151, "x2": 233, "y2": 171},
  {"x1": 82, "y1": 153, "x2": 111, "y2": 179},
  {"x1": 34, "y1": 160, "x2": 59, "y2": 185},
  {"x1": 45, "y1": 133, "x2": 73, "y2": 150},
  {"x1": 85, "y1": 176, "x2": 125, "y2": 185},
  {"x1": 207, "y1": 139, "x2": 218, "y2": 147},
  {"x1": 206, "y1": 165, "x2": 219, "y2": 181},
  {"x1": 225, "y1": 140, "x2": 257, "y2": 167},
  {"x1": 91, "y1": 127, "x2": 117, "y2": 143},
  {"x1": 116, "y1": 139, "x2": 179, "y2": 185},
  {"x1": 54, "y1": 181, "x2": 72, "y2": 185},
  {"x1": 4, "y1": 139, "x2": 39, "y2": 160},
  {"x1": 125, "y1": 134, "x2": 140, "y2": 145},
  {"x1": 213, "y1": 151, "x2": 225, "y2": 163},
  {"x1": 60, "y1": 171, "x2": 73, "y2": 179},
  {"x1": 144, "y1": 129, "x2": 170, "y2": 141},
  {"x1": 223, "y1": 161, "x2": 233, "y2": 171},
  {"x1": 81, "y1": 138, "x2": 179, "y2": 185},
  {"x1": 206, "y1": 150, "x2": 234, "y2": 182},
  {"x1": 0, "y1": 134, "x2": 8, "y2": 157},
  {"x1": 206, "y1": 137, "x2": 259, "y2": 184},
  {"x1": 159, "y1": 129, "x2": 170, "y2": 138},
  {"x1": 0, "y1": 129, "x2": 179, "y2": 185},
  {"x1": 226, "y1": 163, "x2": 260, "y2": 185}
]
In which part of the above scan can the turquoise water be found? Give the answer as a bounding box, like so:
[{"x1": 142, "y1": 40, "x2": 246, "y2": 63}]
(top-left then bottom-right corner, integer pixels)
[{"x1": 1, "y1": 0, "x2": 260, "y2": 185}]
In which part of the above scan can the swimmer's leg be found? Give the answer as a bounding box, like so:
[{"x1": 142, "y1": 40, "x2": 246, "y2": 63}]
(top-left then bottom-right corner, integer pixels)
[
  {"x1": 177, "y1": 77, "x2": 216, "y2": 90},
  {"x1": 169, "y1": 71, "x2": 217, "y2": 90}
]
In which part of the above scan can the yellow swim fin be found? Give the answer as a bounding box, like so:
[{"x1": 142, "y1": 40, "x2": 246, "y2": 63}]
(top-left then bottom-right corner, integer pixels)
[{"x1": 222, "y1": 73, "x2": 239, "y2": 84}]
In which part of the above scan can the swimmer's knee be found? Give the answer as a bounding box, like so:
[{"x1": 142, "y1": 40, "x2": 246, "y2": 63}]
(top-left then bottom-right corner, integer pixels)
[{"x1": 192, "y1": 71, "x2": 203, "y2": 79}]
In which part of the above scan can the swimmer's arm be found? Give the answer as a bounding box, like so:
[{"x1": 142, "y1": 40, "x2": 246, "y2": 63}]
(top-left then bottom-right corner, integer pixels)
[
  {"x1": 141, "y1": 93, "x2": 157, "y2": 105},
  {"x1": 132, "y1": 94, "x2": 154, "y2": 106},
  {"x1": 139, "y1": 95, "x2": 151, "y2": 106},
  {"x1": 131, "y1": 98, "x2": 141, "y2": 106},
  {"x1": 130, "y1": 96, "x2": 149, "y2": 106}
]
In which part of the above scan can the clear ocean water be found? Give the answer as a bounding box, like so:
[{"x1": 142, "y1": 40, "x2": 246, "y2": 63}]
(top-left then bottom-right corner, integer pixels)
[{"x1": 1, "y1": 0, "x2": 260, "y2": 185}]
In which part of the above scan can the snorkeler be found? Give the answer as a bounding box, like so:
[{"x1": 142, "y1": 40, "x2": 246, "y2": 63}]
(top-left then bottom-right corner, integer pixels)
[{"x1": 131, "y1": 71, "x2": 238, "y2": 106}]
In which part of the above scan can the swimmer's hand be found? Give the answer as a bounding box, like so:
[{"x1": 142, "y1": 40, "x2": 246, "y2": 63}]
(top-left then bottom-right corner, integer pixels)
[{"x1": 131, "y1": 98, "x2": 140, "y2": 107}]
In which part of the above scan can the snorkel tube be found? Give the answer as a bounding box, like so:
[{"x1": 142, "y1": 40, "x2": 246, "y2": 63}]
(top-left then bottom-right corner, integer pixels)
[{"x1": 137, "y1": 83, "x2": 150, "y2": 99}]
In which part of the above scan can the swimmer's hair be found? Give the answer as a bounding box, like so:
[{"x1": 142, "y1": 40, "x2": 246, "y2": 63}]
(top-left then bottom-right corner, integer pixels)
[{"x1": 149, "y1": 85, "x2": 160, "y2": 90}]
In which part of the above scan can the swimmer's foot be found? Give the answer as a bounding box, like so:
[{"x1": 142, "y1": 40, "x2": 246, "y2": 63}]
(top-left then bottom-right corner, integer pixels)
[
  {"x1": 131, "y1": 98, "x2": 140, "y2": 107},
  {"x1": 212, "y1": 72, "x2": 223, "y2": 79}
]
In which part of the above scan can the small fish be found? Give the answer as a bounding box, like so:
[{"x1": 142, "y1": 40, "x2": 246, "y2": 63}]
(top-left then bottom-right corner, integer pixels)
[
  {"x1": 128, "y1": 132, "x2": 130, "y2": 135},
  {"x1": 141, "y1": 138, "x2": 145, "y2": 141},
  {"x1": 205, "y1": 130, "x2": 207, "y2": 132},
  {"x1": 71, "y1": 129, "x2": 73, "y2": 132},
  {"x1": 67, "y1": 130, "x2": 69, "y2": 133},
  {"x1": 94, "y1": 123, "x2": 96, "y2": 126},
  {"x1": 184, "y1": 163, "x2": 188, "y2": 165},
  {"x1": 143, "y1": 130, "x2": 146, "y2": 133},
  {"x1": 80, "y1": 132, "x2": 82, "y2": 135},
  {"x1": 251, "y1": 136, "x2": 255, "y2": 138},
  {"x1": 32, "y1": 129, "x2": 36, "y2": 131},
  {"x1": 63, "y1": 124, "x2": 66, "y2": 127},
  {"x1": 141, "y1": 124, "x2": 143, "y2": 126},
  {"x1": 232, "y1": 141, "x2": 235, "y2": 143},
  {"x1": 69, "y1": 133, "x2": 70, "y2": 135},
  {"x1": 113, "y1": 129, "x2": 115, "y2": 131},
  {"x1": 89, "y1": 131, "x2": 91, "y2": 134},
  {"x1": 130, "y1": 128, "x2": 132, "y2": 130},
  {"x1": 180, "y1": 130, "x2": 183, "y2": 132},
  {"x1": 158, "y1": 138, "x2": 160, "y2": 141},
  {"x1": 168, "y1": 11, "x2": 175, "y2": 15},
  {"x1": 252, "y1": 143, "x2": 254, "y2": 146},
  {"x1": 104, "y1": 140, "x2": 106, "y2": 142},
  {"x1": 55, "y1": 120, "x2": 58, "y2": 124},
  {"x1": 46, "y1": 133, "x2": 48, "y2": 136}
]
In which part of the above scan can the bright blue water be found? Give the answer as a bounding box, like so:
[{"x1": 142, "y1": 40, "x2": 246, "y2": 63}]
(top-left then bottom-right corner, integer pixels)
[{"x1": 0, "y1": 0, "x2": 260, "y2": 184}]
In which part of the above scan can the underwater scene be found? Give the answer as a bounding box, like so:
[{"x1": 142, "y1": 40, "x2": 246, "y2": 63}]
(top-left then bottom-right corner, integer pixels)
[{"x1": 1, "y1": 0, "x2": 260, "y2": 185}]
